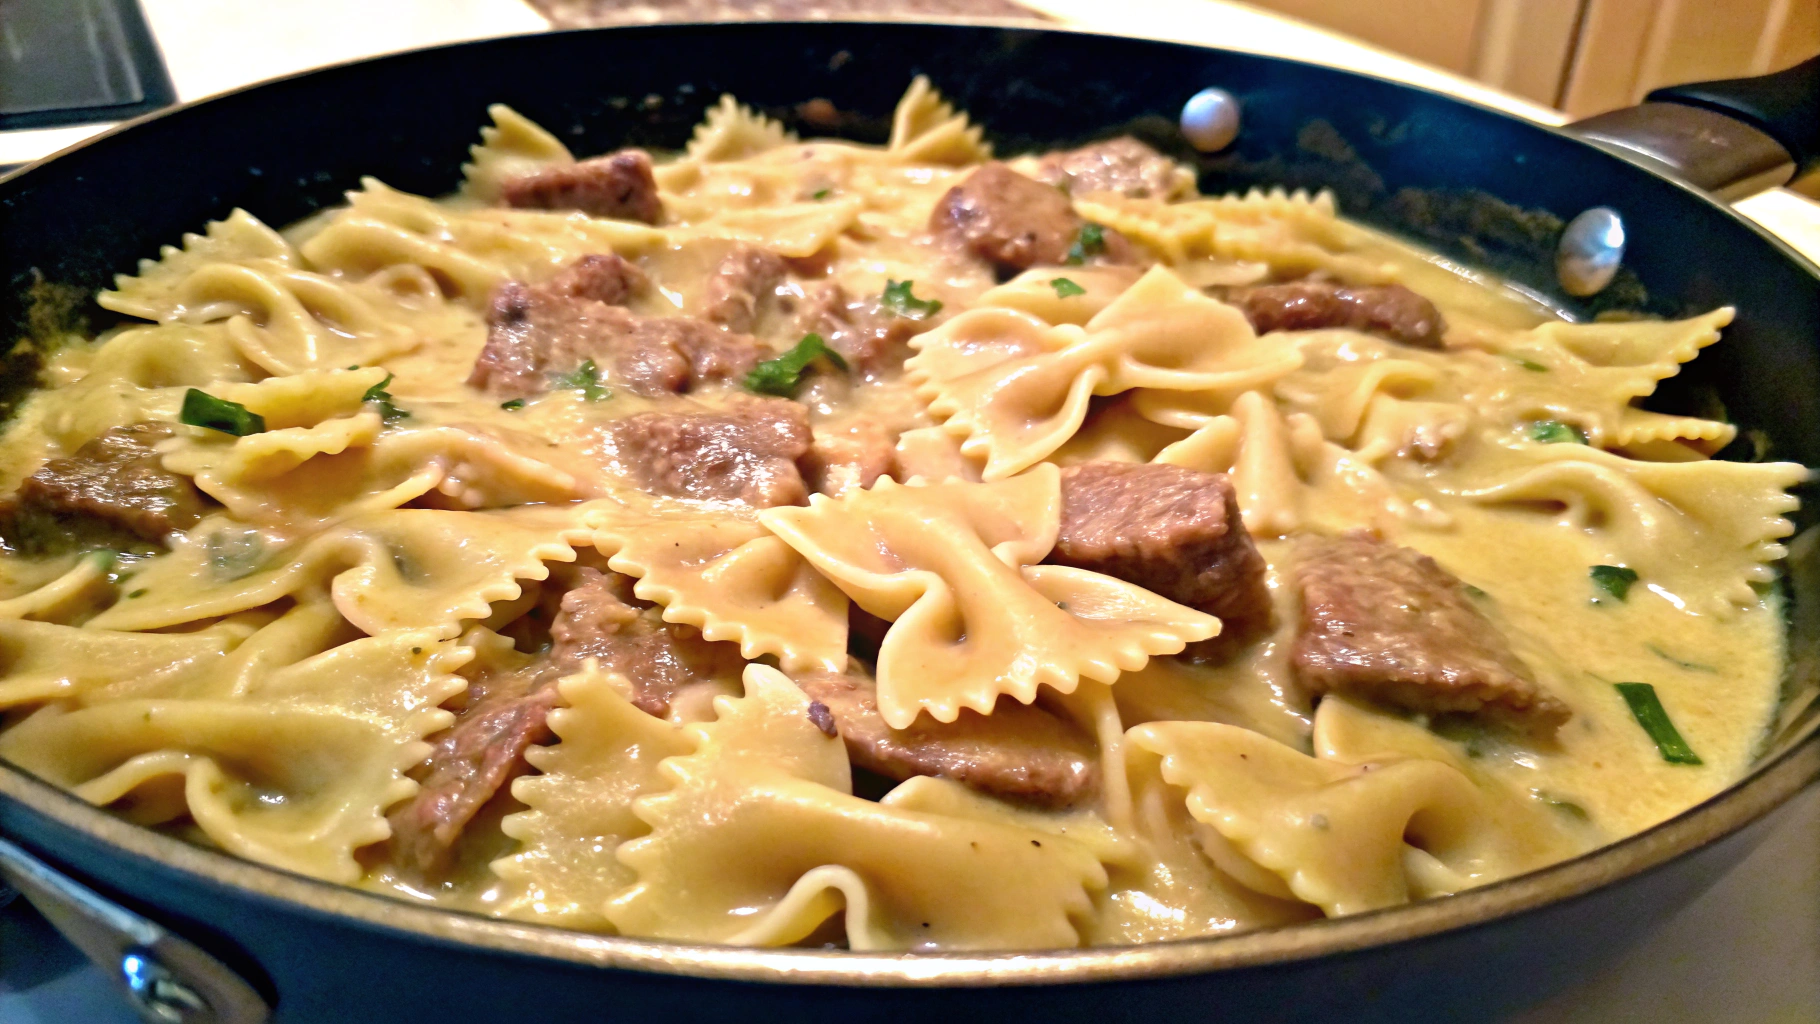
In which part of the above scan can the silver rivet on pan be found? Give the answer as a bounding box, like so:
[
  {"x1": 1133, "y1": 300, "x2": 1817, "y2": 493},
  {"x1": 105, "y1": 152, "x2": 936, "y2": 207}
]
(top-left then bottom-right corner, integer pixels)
[
  {"x1": 1181, "y1": 88, "x2": 1240, "y2": 152},
  {"x1": 1557, "y1": 206, "x2": 1626, "y2": 297},
  {"x1": 121, "y1": 950, "x2": 211, "y2": 1023}
]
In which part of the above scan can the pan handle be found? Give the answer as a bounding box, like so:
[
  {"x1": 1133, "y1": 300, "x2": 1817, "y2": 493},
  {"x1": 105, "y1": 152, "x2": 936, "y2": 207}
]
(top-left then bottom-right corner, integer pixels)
[
  {"x1": 1567, "y1": 55, "x2": 1820, "y2": 201},
  {"x1": 0, "y1": 837, "x2": 269, "y2": 1024}
]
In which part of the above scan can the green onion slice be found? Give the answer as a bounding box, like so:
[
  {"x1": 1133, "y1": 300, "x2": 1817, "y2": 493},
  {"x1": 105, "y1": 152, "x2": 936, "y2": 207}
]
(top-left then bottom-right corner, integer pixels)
[
  {"x1": 1590, "y1": 564, "x2": 1638, "y2": 602},
  {"x1": 745, "y1": 334, "x2": 848, "y2": 397},
  {"x1": 180, "y1": 389, "x2": 265, "y2": 436},
  {"x1": 1527, "y1": 419, "x2": 1586, "y2": 444},
  {"x1": 551, "y1": 360, "x2": 610, "y2": 402},
  {"x1": 1050, "y1": 277, "x2": 1086, "y2": 298},
  {"x1": 1614, "y1": 682, "x2": 1703, "y2": 765}
]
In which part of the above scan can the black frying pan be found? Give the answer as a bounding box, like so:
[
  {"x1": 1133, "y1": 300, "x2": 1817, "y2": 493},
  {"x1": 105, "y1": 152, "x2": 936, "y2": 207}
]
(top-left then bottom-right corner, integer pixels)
[{"x1": 0, "y1": 22, "x2": 1816, "y2": 1024}]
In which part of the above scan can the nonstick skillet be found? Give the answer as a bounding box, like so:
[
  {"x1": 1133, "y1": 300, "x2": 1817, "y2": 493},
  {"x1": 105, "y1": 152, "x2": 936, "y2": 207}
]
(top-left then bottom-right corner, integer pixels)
[{"x1": 0, "y1": 21, "x2": 1816, "y2": 1024}]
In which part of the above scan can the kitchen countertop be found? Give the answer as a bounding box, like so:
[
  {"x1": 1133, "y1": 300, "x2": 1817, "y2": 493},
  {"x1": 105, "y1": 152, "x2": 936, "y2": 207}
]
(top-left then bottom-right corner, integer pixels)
[{"x1": 1, "y1": 2, "x2": 1815, "y2": 1021}]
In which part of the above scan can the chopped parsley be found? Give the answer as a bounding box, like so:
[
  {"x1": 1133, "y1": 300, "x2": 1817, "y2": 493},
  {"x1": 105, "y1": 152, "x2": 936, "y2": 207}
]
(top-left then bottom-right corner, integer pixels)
[
  {"x1": 811, "y1": 187, "x2": 831, "y2": 200},
  {"x1": 1510, "y1": 356, "x2": 1549, "y2": 372},
  {"x1": 552, "y1": 360, "x2": 610, "y2": 402},
  {"x1": 1065, "y1": 222, "x2": 1106, "y2": 265},
  {"x1": 1614, "y1": 682, "x2": 1703, "y2": 765},
  {"x1": 1531, "y1": 791, "x2": 1591, "y2": 822},
  {"x1": 881, "y1": 279, "x2": 943, "y2": 319},
  {"x1": 500, "y1": 399, "x2": 525, "y2": 411},
  {"x1": 1589, "y1": 564, "x2": 1639, "y2": 602},
  {"x1": 745, "y1": 333, "x2": 848, "y2": 396},
  {"x1": 361, "y1": 373, "x2": 409, "y2": 424},
  {"x1": 180, "y1": 389, "x2": 265, "y2": 436},
  {"x1": 1049, "y1": 277, "x2": 1086, "y2": 298},
  {"x1": 1527, "y1": 419, "x2": 1586, "y2": 444}
]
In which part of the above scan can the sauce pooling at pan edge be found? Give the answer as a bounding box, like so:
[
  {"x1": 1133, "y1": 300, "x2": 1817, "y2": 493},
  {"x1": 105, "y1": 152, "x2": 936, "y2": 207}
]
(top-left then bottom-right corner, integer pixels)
[{"x1": 0, "y1": 78, "x2": 1803, "y2": 950}]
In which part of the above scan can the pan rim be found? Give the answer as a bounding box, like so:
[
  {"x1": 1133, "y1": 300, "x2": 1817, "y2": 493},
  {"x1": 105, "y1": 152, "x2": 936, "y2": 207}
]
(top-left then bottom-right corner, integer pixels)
[{"x1": 2, "y1": 18, "x2": 1818, "y2": 987}]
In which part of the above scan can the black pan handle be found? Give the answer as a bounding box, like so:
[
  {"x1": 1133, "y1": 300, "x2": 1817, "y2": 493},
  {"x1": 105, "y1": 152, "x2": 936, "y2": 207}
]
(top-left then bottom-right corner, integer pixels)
[{"x1": 1567, "y1": 55, "x2": 1820, "y2": 200}]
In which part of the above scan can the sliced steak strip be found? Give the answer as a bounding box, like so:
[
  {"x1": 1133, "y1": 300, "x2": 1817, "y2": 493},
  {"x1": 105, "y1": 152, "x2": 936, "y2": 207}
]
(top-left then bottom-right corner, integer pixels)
[
  {"x1": 469, "y1": 254, "x2": 765, "y2": 400},
  {"x1": 500, "y1": 149, "x2": 663, "y2": 224},
  {"x1": 1225, "y1": 281, "x2": 1447, "y2": 349},
  {"x1": 0, "y1": 423, "x2": 204, "y2": 554},
  {"x1": 608, "y1": 398, "x2": 812, "y2": 507},
  {"x1": 1049, "y1": 462, "x2": 1270, "y2": 660},
  {"x1": 703, "y1": 244, "x2": 788, "y2": 334},
  {"x1": 549, "y1": 567, "x2": 747, "y2": 716},
  {"x1": 1291, "y1": 533, "x2": 1570, "y2": 730},
  {"x1": 804, "y1": 420, "x2": 896, "y2": 497},
  {"x1": 389, "y1": 567, "x2": 743, "y2": 875},
  {"x1": 796, "y1": 672, "x2": 1099, "y2": 808},
  {"x1": 1031, "y1": 136, "x2": 1192, "y2": 200}
]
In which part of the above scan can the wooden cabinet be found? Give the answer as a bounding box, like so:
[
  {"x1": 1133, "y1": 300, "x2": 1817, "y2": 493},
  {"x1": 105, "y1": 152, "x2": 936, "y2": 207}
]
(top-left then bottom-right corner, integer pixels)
[{"x1": 1237, "y1": 0, "x2": 1819, "y2": 116}]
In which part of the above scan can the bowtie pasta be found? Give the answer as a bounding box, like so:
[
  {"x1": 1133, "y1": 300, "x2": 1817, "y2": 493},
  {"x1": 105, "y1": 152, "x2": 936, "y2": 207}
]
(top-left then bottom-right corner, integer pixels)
[{"x1": 0, "y1": 78, "x2": 1802, "y2": 951}]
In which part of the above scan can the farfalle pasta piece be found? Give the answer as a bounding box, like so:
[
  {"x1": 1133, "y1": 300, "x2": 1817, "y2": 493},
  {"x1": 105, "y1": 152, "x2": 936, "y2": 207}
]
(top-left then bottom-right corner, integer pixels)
[
  {"x1": 1070, "y1": 194, "x2": 1217, "y2": 264},
  {"x1": 974, "y1": 265, "x2": 1144, "y2": 326},
  {"x1": 887, "y1": 75, "x2": 991, "y2": 165},
  {"x1": 462, "y1": 103, "x2": 575, "y2": 203},
  {"x1": 1437, "y1": 440, "x2": 1805, "y2": 611},
  {"x1": 587, "y1": 507, "x2": 848, "y2": 675},
  {"x1": 608, "y1": 665, "x2": 1105, "y2": 949},
  {"x1": 1179, "y1": 188, "x2": 1393, "y2": 281},
  {"x1": 1130, "y1": 720, "x2": 1527, "y2": 915},
  {"x1": 493, "y1": 666, "x2": 691, "y2": 929},
  {"x1": 0, "y1": 628, "x2": 468, "y2": 883},
  {"x1": 90, "y1": 506, "x2": 592, "y2": 635},
  {"x1": 906, "y1": 265, "x2": 1302, "y2": 479},
  {"x1": 686, "y1": 94, "x2": 796, "y2": 162},
  {"x1": 99, "y1": 209, "x2": 299, "y2": 321},
  {"x1": 761, "y1": 467, "x2": 1218, "y2": 728},
  {"x1": 0, "y1": 618, "x2": 243, "y2": 709}
]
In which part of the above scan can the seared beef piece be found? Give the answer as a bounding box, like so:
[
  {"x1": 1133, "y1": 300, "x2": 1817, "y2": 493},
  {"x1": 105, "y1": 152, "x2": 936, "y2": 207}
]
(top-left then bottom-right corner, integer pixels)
[
  {"x1": 803, "y1": 420, "x2": 896, "y2": 497},
  {"x1": 796, "y1": 281, "x2": 924, "y2": 375},
  {"x1": 703, "y1": 244, "x2": 789, "y2": 333},
  {"x1": 608, "y1": 398, "x2": 812, "y2": 507},
  {"x1": 539, "y1": 252, "x2": 649, "y2": 304},
  {"x1": 0, "y1": 424, "x2": 204, "y2": 554},
  {"x1": 932, "y1": 163, "x2": 1089, "y2": 271},
  {"x1": 1291, "y1": 533, "x2": 1570, "y2": 730},
  {"x1": 390, "y1": 568, "x2": 743, "y2": 875},
  {"x1": 469, "y1": 255, "x2": 765, "y2": 400},
  {"x1": 796, "y1": 672, "x2": 1099, "y2": 808},
  {"x1": 1226, "y1": 281, "x2": 1447, "y2": 350},
  {"x1": 1049, "y1": 462, "x2": 1270, "y2": 660},
  {"x1": 387, "y1": 665, "x2": 561, "y2": 877},
  {"x1": 550, "y1": 567, "x2": 747, "y2": 716},
  {"x1": 1030, "y1": 136, "x2": 1190, "y2": 199},
  {"x1": 500, "y1": 149, "x2": 663, "y2": 224}
]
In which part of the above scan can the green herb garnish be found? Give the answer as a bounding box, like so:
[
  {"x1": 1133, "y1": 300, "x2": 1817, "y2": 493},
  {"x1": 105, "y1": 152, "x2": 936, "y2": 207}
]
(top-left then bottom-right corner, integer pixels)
[
  {"x1": 1511, "y1": 356, "x2": 1548, "y2": 372},
  {"x1": 1050, "y1": 277, "x2": 1086, "y2": 298},
  {"x1": 811, "y1": 187, "x2": 831, "y2": 200},
  {"x1": 1462, "y1": 583, "x2": 1489, "y2": 600},
  {"x1": 361, "y1": 373, "x2": 409, "y2": 424},
  {"x1": 500, "y1": 399, "x2": 525, "y2": 411},
  {"x1": 881, "y1": 280, "x2": 943, "y2": 320},
  {"x1": 1614, "y1": 682, "x2": 1703, "y2": 765},
  {"x1": 552, "y1": 360, "x2": 610, "y2": 402},
  {"x1": 1527, "y1": 419, "x2": 1586, "y2": 444},
  {"x1": 127, "y1": 588, "x2": 147, "y2": 599},
  {"x1": 1065, "y1": 222, "x2": 1106, "y2": 265},
  {"x1": 1590, "y1": 564, "x2": 1639, "y2": 602},
  {"x1": 181, "y1": 389, "x2": 265, "y2": 436},
  {"x1": 745, "y1": 333, "x2": 848, "y2": 396},
  {"x1": 1531, "y1": 791, "x2": 1591, "y2": 822}
]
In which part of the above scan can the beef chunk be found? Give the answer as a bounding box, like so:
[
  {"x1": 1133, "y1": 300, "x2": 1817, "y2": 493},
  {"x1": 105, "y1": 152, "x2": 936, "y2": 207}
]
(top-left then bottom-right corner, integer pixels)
[
  {"x1": 796, "y1": 281, "x2": 923, "y2": 375},
  {"x1": 469, "y1": 255, "x2": 765, "y2": 400},
  {"x1": 500, "y1": 150, "x2": 663, "y2": 224},
  {"x1": 1226, "y1": 281, "x2": 1447, "y2": 349},
  {"x1": 1031, "y1": 136, "x2": 1192, "y2": 200},
  {"x1": 0, "y1": 424, "x2": 204, "y2": 554},
  {"x1": 389, "y1": 568, "x2": 743, "y2": 875},
  {"x1": 549, "y1": 567, "x2": 747, "y2": 716},
  {"x1": 796, "y1": 672, "x2": 1098, "y2": 808},
  {"x1": 804, "y1": 420, "x2": 896, "y2": 497},
  {"x1": 930, "y1": 162, "x2": 1085, "y2": 271},
  {"x1": 703, "y1": 244, "x2": 788, "y2": 333},
  {"x1": 1049, "y1": 462, "x2": 1270, "y2": 660},
  {"x1": 387, "y1": 664, "x2": 561, "y2": 877},
  {"x1": 1291, "y1": 533, "x2": 1570, "y2": 730},
  {"x1": 608, "y1": 398, "x2": 812, "y2": 507}
]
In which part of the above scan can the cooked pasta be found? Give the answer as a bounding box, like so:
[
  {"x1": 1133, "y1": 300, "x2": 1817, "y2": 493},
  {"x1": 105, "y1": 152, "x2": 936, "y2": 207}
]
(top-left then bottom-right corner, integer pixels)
[{"x1": 0, "y1": 79, "x2": 1802, "y2": 950}]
